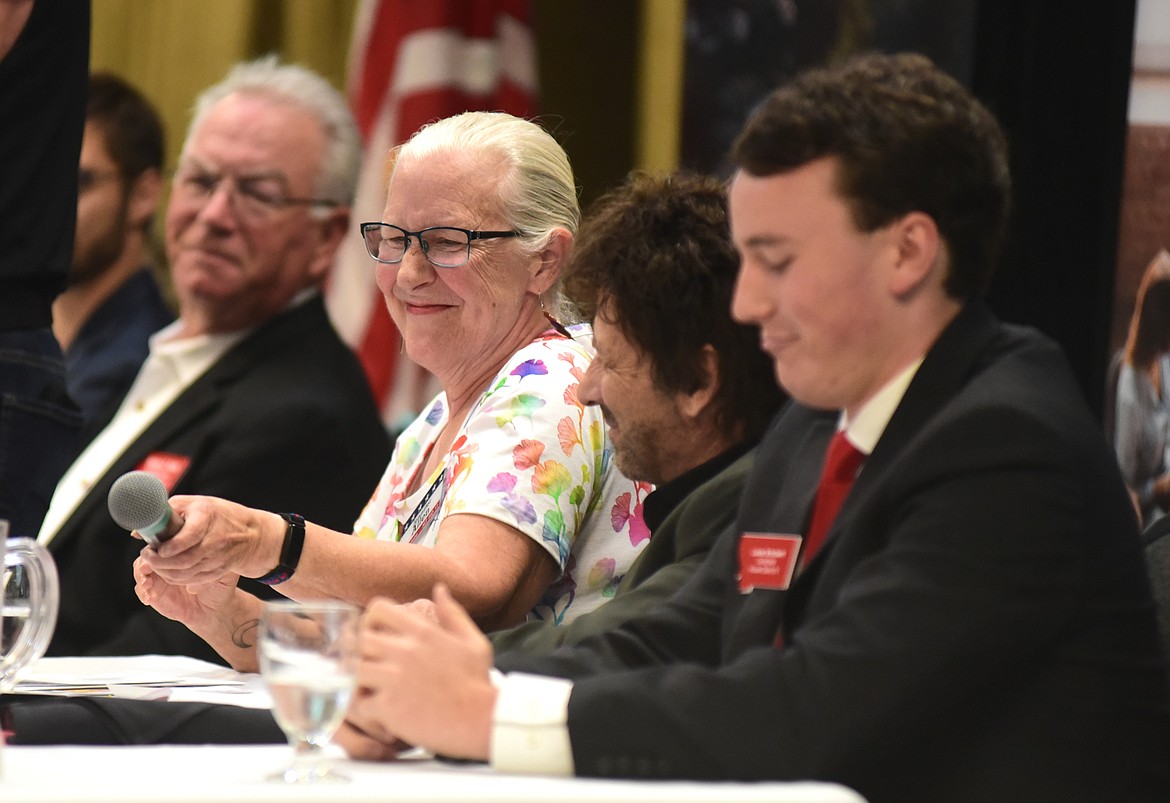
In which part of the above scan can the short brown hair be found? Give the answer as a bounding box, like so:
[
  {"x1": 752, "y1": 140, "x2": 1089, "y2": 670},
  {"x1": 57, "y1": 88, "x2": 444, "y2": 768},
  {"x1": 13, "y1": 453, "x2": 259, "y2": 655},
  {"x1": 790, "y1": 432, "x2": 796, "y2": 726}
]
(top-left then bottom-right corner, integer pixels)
[
  {"x1": 733, "y1": 52, "x2": 1011, "y2": 300},
  {"x1": 87, "y1": 72, "x2": 165, "y2": 180}
]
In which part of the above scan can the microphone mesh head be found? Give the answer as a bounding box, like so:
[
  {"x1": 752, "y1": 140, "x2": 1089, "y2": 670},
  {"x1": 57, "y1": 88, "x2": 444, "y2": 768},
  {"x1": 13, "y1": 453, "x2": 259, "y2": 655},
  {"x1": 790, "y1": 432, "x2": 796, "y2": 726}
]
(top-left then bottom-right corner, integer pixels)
[{"x1": 108, "y1": 471, "x2": 169, "y2": 531}]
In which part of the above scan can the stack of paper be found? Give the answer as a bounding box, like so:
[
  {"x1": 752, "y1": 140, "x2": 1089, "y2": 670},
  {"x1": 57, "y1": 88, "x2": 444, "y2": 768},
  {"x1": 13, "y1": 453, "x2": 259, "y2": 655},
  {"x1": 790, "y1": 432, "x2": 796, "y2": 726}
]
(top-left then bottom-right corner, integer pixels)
[{"x1": 11, "y1": 655, "x2": 272, "y2": 709}]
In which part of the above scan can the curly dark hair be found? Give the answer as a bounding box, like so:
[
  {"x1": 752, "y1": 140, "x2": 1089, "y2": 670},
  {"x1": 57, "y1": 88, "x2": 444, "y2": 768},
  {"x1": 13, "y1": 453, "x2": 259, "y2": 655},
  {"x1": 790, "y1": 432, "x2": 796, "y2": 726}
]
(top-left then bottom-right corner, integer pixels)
[
  {"x1": 732, "y1": 52, "x2": 1011, "y2": 300},
  {"x1": 563, "y1": 171, "x2": 786, "y2": 444}
]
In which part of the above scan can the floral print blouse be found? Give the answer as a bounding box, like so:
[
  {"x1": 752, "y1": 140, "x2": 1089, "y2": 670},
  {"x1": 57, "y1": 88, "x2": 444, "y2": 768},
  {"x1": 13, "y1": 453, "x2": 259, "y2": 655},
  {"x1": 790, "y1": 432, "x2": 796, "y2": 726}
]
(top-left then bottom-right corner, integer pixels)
[{"x1": 352, "y1": 324, "x2": 651, "y2": 623}]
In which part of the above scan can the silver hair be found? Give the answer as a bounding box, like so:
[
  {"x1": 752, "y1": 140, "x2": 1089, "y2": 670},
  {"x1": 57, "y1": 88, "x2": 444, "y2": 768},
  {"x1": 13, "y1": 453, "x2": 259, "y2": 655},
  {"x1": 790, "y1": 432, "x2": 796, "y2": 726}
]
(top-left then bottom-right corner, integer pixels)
[
  {"x1": 181, "y1": 54, "x2": 361, "y2": 206},
  {"x1": 394, "y1": 112, "x2": 581, "y2": 318}
]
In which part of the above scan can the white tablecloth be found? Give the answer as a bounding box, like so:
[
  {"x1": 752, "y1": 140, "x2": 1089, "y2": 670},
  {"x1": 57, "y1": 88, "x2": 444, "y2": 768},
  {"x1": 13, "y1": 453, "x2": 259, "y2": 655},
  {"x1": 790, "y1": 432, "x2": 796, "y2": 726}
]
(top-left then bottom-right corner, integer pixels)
[{"x1": 0, "y1": 744, "x2": 866, "y2": 803}]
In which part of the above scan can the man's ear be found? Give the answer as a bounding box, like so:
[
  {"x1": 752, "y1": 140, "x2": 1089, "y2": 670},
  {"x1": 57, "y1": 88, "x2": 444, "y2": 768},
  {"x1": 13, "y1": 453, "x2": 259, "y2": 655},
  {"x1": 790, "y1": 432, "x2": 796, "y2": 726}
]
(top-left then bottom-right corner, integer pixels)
[
  {"x1": 307, "y1": 206, "x2": 352, "y2": 283},
  {"x1": 678, "y1": 344, "x2": 721, "y2": 420},
  {"x1": 527, "y1": 227, "x2": 573, "y2": 296},
  {"x1": 888, "y1": 211, "x2": 942, "y2": 299},
  {"x1": 127, "y1": 168, "x2": 163, "y2": 230}
]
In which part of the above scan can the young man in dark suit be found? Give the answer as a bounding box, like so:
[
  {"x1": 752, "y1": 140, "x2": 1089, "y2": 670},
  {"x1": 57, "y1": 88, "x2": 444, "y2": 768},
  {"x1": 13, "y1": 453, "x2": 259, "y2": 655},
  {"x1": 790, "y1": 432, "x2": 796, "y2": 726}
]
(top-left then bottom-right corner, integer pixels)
[
  {"x1": 38, "y1": 58, "x2": 391, "y2": 660},
  {"x1": 338, "y1": 54, "x2": 1170, "y2": 803}
]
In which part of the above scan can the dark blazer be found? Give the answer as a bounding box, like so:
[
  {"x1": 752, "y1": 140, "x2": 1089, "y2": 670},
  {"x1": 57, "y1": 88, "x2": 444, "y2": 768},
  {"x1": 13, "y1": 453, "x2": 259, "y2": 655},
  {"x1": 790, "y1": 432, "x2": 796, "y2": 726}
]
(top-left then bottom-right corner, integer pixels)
[
  {"x1": 46, "y1": 295, "x2": 392, "y2": 660},
  {"x1": 489, "y1": 449, "x2": 756, "y2": 654},
  {"x1": 497, "y1": 304, "x2": 1170, "y2": 803}
]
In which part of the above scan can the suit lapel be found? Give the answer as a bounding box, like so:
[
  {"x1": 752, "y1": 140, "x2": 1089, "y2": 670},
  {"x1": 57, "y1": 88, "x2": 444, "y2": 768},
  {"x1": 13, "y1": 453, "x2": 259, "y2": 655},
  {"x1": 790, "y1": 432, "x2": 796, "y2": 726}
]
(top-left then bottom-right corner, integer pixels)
[
  {"x1": 784, "y1": 303, "x2": 1003, "y2": 618},
  {"x1": 723, "y1": 409, "x2": 835, "y2": 657},
  {"x1": 48, "y1": 299, "x2": 324, "y2": 555},
  {"x1": 48, "y1": 371, "x2": 225, "y2": 555}
]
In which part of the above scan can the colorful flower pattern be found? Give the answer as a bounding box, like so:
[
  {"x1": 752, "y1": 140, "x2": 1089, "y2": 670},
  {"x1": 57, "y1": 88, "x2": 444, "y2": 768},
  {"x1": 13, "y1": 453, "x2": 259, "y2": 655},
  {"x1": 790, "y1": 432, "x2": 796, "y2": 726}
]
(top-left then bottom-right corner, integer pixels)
[{"x1": 352, "y1": 324, "x2": 648, "y2": 623}]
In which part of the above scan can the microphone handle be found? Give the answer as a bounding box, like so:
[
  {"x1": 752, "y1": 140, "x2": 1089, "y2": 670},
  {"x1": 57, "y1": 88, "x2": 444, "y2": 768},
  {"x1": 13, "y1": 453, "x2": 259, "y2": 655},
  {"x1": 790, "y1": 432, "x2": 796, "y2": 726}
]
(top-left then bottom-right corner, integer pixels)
[{"x1": 141, "y1": 507, "x2": 184, "y2": 548}]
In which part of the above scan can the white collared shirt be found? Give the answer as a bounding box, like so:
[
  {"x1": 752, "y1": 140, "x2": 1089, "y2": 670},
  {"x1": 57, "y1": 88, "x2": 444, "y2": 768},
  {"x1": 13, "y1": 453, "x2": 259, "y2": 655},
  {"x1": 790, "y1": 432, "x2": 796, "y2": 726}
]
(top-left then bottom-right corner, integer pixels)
[
  {"x1": 838, "y1": 357, "x2": 923, "y2": 455},
  {"x1": 487, "y1": 359, "x2": 925, "y2": 776}
]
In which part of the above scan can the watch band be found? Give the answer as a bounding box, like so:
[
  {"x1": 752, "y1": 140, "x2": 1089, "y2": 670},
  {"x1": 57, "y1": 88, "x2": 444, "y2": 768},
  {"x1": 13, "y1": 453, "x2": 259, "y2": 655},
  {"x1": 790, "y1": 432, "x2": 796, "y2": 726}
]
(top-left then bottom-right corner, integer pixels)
[{"x1": 255, "y1": 512, "x2": 306, "y2": 586}]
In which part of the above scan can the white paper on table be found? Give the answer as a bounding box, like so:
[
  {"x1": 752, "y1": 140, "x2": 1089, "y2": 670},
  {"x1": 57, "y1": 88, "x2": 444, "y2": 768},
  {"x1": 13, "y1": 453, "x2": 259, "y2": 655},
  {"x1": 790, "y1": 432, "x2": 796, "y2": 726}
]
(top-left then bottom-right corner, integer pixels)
[
  {"x1": 9, "y1": 655, "x2": 271, "y2": 708},
  {"x1": 163, "y1": 675, "x2": 273, "y2": 709}
]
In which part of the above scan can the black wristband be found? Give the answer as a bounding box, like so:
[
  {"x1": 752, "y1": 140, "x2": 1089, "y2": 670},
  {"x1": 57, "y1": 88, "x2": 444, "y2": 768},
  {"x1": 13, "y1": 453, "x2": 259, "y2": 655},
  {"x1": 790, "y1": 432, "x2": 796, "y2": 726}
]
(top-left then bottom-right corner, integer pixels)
[{"x1": 255, "y1": 513, "x2": 306, "y2": 586}]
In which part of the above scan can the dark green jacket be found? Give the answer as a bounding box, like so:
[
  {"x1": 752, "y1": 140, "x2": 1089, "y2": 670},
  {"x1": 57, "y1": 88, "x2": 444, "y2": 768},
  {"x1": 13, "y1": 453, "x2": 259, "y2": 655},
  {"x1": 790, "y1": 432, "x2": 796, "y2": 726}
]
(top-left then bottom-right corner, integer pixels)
[{"x1": 489, "y1": 448, "x2": 755, "y2": 654}]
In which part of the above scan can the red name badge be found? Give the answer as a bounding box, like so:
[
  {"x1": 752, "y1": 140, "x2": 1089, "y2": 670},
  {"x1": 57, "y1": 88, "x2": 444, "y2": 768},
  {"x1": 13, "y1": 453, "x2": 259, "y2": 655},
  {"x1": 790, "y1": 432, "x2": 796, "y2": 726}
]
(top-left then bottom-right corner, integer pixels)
[
  {"x1": 737, "y1": 532, "x2": 802, "y2": 593},
  {"x1": 135, "y1": 452, "x2": 191, "y2": 493}
]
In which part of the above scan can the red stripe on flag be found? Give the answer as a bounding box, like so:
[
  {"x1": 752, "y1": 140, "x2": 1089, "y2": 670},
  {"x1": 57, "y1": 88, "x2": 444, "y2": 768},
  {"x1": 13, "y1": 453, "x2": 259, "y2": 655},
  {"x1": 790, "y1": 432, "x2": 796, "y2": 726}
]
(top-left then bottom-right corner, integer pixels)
[
  {"x1": 353, "y1": 0, "x2": 530, "y2": 135},
  {"x1": 357, "y1": 302, "x2": 397, "y2": 406}
]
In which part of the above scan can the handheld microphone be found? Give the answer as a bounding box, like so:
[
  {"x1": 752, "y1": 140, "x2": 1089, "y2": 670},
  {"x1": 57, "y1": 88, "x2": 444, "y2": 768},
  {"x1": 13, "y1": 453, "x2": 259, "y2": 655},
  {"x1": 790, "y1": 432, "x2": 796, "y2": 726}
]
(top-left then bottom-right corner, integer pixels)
[{"x1": 108, "y1": 471, "x2": 184, "y2": 547}]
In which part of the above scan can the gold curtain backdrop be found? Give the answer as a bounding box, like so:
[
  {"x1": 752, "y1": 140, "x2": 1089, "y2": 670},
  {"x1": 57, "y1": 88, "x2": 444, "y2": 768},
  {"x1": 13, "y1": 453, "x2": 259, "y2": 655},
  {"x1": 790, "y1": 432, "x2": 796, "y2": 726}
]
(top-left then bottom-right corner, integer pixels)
[
  {"x1": 90, "y1": 0, "x2": 684, "y2": 199},
  {"x1": 90, "y1": 0, "x2": 359, "y2": 178}
]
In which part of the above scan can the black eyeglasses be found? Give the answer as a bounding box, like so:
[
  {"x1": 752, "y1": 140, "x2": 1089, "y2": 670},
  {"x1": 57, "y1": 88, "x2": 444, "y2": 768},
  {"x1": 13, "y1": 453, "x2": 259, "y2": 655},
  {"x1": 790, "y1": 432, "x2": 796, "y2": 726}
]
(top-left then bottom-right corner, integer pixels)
[{"x1": 359, "y1": 222, "x2": 520, "y2": 269}]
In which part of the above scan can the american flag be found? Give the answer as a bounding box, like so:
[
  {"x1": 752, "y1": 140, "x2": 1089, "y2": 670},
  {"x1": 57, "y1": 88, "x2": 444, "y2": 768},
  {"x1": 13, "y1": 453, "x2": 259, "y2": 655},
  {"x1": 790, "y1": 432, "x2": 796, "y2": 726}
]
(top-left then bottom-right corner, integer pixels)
[{"x1": 327, "y1": 0, "x2": 538, "y2": 428}]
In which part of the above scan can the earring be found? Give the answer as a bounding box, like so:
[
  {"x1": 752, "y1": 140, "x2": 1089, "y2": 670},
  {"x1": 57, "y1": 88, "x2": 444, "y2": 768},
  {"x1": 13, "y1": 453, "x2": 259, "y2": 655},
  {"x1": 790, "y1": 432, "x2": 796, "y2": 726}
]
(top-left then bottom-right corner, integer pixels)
[{"x1": 539, "y1": 295, "x2": 570, "y2": 338}]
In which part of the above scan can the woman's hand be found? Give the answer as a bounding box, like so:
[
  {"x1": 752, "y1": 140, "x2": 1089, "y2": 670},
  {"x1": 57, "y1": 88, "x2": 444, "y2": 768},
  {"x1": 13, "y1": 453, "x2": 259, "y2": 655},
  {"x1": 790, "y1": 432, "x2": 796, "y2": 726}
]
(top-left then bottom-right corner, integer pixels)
[
  {"x1": 134, "y1": 553, "x2": 264, "y2": 672},
  {"x1": 1153, "y1": 473, "x2": 1170, "y2": 514},
  {"x1": 133, "y1": 554, "x2": 237, "y2": 629},
  {"x1": 138, "y1": 495, "x2": 284, "y2": 585}
]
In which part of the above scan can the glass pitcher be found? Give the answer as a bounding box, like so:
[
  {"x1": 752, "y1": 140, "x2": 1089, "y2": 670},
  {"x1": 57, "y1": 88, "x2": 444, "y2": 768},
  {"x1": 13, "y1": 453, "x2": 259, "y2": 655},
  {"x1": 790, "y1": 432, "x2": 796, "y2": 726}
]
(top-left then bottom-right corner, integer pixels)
[{"x1": 2, "y1": 537, "x2": 59, "y2": 692}]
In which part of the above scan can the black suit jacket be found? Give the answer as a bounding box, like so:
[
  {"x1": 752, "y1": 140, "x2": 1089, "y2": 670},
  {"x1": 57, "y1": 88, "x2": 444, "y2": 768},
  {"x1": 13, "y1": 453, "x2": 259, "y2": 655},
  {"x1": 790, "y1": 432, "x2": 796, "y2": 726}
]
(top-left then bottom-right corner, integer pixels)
[
  {"x1": 47, "y1": 296, "x2": 392, "y2": 660},
  {"x1": 496, "y1": 304, "x2": 1170, "y2": 803}
]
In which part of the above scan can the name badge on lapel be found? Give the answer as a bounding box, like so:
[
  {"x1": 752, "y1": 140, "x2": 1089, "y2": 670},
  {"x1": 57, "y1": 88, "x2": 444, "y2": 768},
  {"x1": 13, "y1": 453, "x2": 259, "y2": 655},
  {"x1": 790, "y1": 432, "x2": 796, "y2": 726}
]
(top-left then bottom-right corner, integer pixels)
[
  {"x1": 737, "y1": 532, "x2": 802, "y2": 593},
  {"x1": 135, "y1": 452, "x2": 191, "y2": 493}
]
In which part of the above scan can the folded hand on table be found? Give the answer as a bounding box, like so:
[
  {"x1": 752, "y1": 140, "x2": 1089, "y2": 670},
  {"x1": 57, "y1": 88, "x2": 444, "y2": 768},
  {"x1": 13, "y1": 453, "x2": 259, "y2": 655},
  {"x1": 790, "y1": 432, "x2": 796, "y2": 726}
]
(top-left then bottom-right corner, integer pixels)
[{"x1": 339, "y1": 584, "x2": 497, "y2": 763}]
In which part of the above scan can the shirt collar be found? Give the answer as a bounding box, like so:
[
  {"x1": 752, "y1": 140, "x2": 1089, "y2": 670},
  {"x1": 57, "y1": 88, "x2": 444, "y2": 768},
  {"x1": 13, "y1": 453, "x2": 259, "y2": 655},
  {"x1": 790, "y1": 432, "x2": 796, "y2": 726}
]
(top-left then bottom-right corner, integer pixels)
[
  {"x1": 146, "y1": 289, "x2": 318, "y2": 385},
  {"x1": 840, "y1": 358, "x2": 924, "y2": 455},
  {"x1": 642, "y1": 441, "x2": 754, "y2": 532}
]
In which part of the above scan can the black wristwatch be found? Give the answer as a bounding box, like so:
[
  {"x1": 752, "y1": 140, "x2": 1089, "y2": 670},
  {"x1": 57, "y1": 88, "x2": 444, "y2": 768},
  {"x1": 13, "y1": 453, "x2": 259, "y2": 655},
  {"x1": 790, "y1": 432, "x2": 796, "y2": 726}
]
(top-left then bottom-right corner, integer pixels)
[{"x1": 255, "y1": 512, "x2": 306, "y2": 586}]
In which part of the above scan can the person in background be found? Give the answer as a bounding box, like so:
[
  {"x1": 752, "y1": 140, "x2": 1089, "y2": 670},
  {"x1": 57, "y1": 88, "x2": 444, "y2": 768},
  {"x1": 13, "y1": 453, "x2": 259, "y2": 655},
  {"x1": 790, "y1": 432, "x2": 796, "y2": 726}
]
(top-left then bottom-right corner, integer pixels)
[
  {"x1": 336, "y1": 53, "x2": 1170, "y2": 803},
  {"x1": 133, "y1": 111, "x2": 648, "y2": 670},
  {"x1": 38, "y1": 56, "x2": 392, "y2": 660},
  {"x1": 54, "y1": 71, "x2": 174, "y2": 427},
  {"x1": 489, "y1": 170, "x2": 786, "y2": 654},
  {"x1": 1115, "y1": 249, "x2": 1170, "y2": 528},
  {"x1": 0, "y1": 0, "x2": 88, "y2": 539}
]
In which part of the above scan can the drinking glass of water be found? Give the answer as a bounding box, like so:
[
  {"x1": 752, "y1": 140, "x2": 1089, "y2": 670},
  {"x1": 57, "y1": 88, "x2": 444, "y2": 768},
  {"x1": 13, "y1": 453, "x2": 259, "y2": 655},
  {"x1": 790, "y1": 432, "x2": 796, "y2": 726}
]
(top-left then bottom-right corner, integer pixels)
[{"x1": 259, "y1": 599, "x2": 360, "y2": 784}]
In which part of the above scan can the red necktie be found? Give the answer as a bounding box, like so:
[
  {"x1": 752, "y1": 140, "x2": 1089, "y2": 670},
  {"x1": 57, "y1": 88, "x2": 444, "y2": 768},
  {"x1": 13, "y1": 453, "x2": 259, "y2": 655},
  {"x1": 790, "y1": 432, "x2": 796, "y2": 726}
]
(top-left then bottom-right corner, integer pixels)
[{"x1": 802, "y1": 430, "x2": 865, "y2": 566}]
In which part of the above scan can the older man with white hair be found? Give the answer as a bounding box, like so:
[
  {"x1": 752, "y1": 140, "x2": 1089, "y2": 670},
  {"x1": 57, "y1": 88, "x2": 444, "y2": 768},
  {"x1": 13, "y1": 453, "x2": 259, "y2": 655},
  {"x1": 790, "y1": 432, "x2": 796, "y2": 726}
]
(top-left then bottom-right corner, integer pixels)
[{"x1": 39, "y1": 57, "x2": 391, "y2": 660}]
